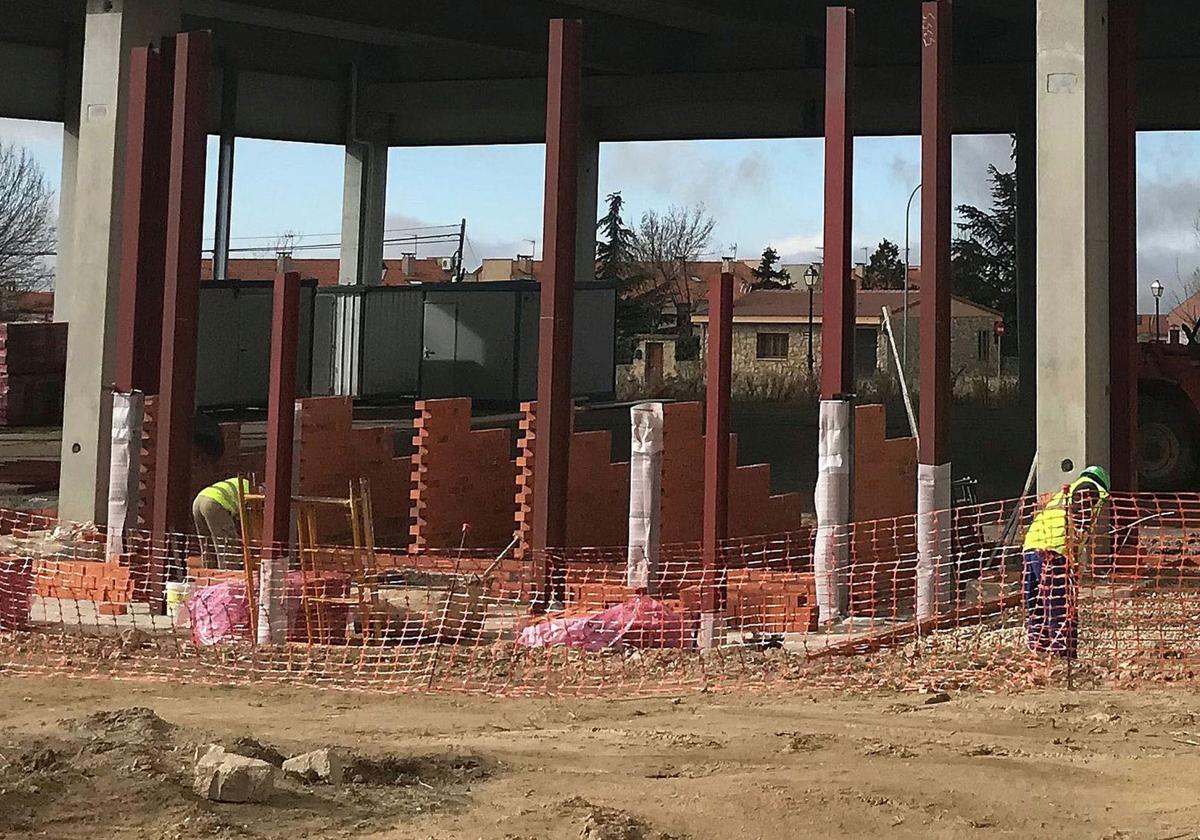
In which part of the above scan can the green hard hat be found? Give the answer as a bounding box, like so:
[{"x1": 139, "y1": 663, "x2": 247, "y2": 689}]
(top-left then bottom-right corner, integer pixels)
[{"x1": 1080, "y1": 464, "x2": 1111, "y2": 491}]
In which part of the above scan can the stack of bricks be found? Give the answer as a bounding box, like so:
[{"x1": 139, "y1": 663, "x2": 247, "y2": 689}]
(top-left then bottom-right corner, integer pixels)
[
  {"x1": 409, "y1": 398, "x2": 517, "y2": 552},
  {"x1": 33, "y1": 558, "x2": 142, "y2": 615},
  {"x1": 850, "y1": 404, "x2": 918, "y2": 615},
  {"x1": 0, "y1": 322, "x2": 67, "y2": 426},
  {"x1": 719, "y1": 570, "x2": 818, "y2": 634},
  {"x1": 139, "y1": 395, "x2": 264, "y2": 529},
  {"x1": 296, "y1": 397, "x2": 412, "y2": 543},
  {"x1": 515, "y1": 403, "x2": 630, "y2": 551},
  {"x1": 0, "y1": 555, "x2": 33, "y2": 629}
]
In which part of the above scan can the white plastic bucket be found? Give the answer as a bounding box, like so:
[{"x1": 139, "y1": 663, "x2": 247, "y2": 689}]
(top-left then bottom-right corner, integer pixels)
[{"x1": 165, "y1": 579, "x2": 195, "y2": 622}]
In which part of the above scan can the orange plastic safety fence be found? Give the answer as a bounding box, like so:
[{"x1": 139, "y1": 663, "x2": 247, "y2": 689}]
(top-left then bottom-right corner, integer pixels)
[{"x1": 0, "y1": 494, "x2": 1197, "y2": 696}]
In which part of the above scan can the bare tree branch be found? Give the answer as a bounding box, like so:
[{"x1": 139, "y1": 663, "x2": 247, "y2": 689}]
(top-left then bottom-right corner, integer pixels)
[{"x1": 0, "y1": 143, "x2": 55, "y2": 315}]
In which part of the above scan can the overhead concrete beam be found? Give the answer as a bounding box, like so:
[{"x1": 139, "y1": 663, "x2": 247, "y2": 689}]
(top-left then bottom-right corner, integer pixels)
[{"x1": 0, "y1": 42, "x2": 65, "y2": 121}]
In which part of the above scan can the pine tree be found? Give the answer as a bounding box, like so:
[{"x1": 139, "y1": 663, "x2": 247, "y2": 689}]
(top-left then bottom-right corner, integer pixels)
[
  {"x1": 749, "y1": 246, "x2": 793, "y2": 290},
  {"x1": 597, "y1": 192, "x2": 661, "y2": 363},
  {"x1": 951, "y1": 164, "x2": 1016, "y2": 323},
  {"x1": 862, "y1": 239, "x2": 905, "y2": 290}
]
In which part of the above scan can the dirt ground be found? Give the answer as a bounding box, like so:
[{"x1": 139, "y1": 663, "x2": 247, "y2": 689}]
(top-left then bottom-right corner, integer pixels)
[{"x1": 0, "y1": 677, "x2": 1197, "y2": 840}]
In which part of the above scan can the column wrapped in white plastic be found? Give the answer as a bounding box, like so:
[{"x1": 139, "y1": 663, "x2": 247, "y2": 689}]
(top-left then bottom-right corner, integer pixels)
[
  {"x1": 106, "y1": 391, "x2": 144, "y2": 558},
  {"x1": 916, "y1": 461, "x2": 953, "y2": 619},
  {"x1": 814, "y1": 399, "x2": 851, "y2": 623},
  {"x1": 257, "y1": 401, "x2": 301, "y2": 645},
  {"x1": 626, "y1": 402, "x2": 664, "y2": 593}
]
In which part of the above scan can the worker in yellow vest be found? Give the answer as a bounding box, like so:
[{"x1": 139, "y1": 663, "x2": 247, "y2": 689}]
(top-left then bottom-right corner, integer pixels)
[
  {"x1": 193, "y1": 477, "x2": 252, "y2": 569},
  {"x1": 1022, "y1": 465, "x2": 1110, "y2": 658}
]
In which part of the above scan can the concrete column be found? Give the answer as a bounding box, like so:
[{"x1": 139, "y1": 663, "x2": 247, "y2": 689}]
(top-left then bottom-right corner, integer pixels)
[
  {"x1": 1107, "y1": 0, "x2": 1137, "y2": 491},
  {"x1": 1035, "y1": 0, "x2": 1110, "y2": 494},
  {"x1": 338, "y1": 139, "x2": 388, "y2": 286},
  {"x1": 54, "y1": 25, "x2": 83, "y2": 325},
  {"x1": 574, "y1": 117, "x2": 600, "y2": 285},
  {"x1": 334, "y1": 129, "x2": 388, "y2": 397},
  {"x1": 212, "y1": 64, "x2": 237, "y2": 282},
  {"x1": 57, "y1": 0, "x2": 181, "y2": 524},
  {"x1": 1015, "y1": 83, "x2": 1037, "y2": 422}
]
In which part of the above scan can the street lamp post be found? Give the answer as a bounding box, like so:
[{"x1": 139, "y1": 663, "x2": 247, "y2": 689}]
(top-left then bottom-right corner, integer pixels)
[
  {"x1": 1151, "y1": 279, "x2": 1165, "y2": 341},
  {"x1": 804, "y1": 264, "x2": 819, "y2": 377},
  {"x1": 903, "y1": 183, "x2": 922, "y2": 374}
]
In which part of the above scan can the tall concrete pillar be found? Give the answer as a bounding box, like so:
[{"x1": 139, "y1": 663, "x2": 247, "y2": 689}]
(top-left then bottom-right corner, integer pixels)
[
  {"x1": 1107, "y1": 0, "x2": 1137, "y2": 491},
  {"x1": 574, "y1": 118, "x2": 600, "y2": 285},
  {"x1": 1035, "y1": 0, "x2": 1110, "y2": 494},
  {"x1": 57, "y1": 0, "x2": 181, "y2": 524},
  {"x1": 339, "y1": 139, "x2": 388, "y2": 286},
  {"x1": 1015, "y1": 83, "x2": 1037, "y2": 423},
  {"x1": 212, "y1": 64, "x2": 237, "y2": 282},
  {"x1": 333, "y1": 124, "x2": 388, "y2": 396}
]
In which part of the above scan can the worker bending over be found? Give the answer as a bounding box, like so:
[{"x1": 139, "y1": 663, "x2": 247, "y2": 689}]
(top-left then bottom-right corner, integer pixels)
[
  {"x1": 193, "y1": 476, "x2": 251, "y2": 569},
  {"x1": 191, "y1": 414, "x2": 250, "y2": 569},
  {"x1": 1021, "y1": 465, "x2": 1110, "y2": 658}
]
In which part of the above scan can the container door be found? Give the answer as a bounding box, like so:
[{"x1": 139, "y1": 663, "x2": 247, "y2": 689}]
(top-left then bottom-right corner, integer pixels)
[{"x1": 421, "y1": 301, "x2": 459, "y2": 397}]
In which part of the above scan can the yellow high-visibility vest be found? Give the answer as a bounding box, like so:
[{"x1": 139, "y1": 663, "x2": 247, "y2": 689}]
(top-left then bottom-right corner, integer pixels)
[
  {"x1": 197, "y1": 478, "x2": 251, "y2": 516},
  {"x1": 1022, "y1": 476, "x2": 1110, "y2": 554}
]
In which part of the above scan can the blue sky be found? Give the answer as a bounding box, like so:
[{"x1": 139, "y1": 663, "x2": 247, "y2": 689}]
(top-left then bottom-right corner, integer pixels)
[{"x1": 2, "y1": 116, "x2": 1199, "y2": 312}]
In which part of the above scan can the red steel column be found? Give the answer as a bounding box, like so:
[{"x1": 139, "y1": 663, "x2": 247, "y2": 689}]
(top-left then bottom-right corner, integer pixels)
[
  {"x1": 1108, "y1": 0, "x2": 1137, "y2": 491},
  {"x1": 153, "y1": 31, "x2": 210, "y2": 559},
  {"x1": 916, "y1": 0, "x2": 953, "y2": 619},
  {"x1": 115, "y1": 41, "x2": 173, "y2": 394},
  {"x1": 262, "y1": 272, "x2": 301, "y2": 549},
  {"x1": 821, "y1": 6, "x2": 855, "y2": 399},
  {"x1": 530, "y1": 18, "x2": 581, "y2": 608},
  {"x1": 919, "y1": 0, "x2": 951, "y2": 468},
  {"x1": 700, "y1": 267, "x2": 733, "y2": 645},
  {"x1": 258, "y1": 270, "x2": 301, "y2": 644}
]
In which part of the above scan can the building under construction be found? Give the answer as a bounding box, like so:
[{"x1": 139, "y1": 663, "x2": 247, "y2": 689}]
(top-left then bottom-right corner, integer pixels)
[{"x1": 0, "y1": 2, "x2": 1197, "y2": 688}]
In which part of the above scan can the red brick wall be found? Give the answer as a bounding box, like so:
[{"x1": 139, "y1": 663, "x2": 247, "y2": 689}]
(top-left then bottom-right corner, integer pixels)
[
  {"x1": 515, "y1": 403, "x2": 630, "y2": 550},
  {"x1": 660, "y1": 401, "x2": 803, "y2": 543},
  {"x1": 296, "y1": 397, "x2": 413, "y2": 543},
  {"x1": 516, "y1": 400, "x2": 802, "y2": 553},
  {"x1": 139, "y1": 395, "x2": 263, "y2": 530},
  {"x1": 409, "y1": 398, "x2": 517, "y2": 551},
  {"x1": 850, "y1": 403, "x2": 918, "y2": 615}
]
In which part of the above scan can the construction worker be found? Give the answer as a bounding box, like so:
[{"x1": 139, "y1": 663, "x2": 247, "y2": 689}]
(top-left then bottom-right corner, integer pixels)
[
  {"x1": 1021, "y1": 465, "x2": 1110, "y2": 658},
  {"x1": 191, "y1": 415, "x2": 250, "y2": 569},
  {"x1": 193, "y1": 476, "x2": 251, "y2": 570}
]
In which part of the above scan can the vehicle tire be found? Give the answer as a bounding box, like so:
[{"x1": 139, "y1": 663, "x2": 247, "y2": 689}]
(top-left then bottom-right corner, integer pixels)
[{"x1": 1138, "y1": 395, "x2": 1198, "y2": 490}]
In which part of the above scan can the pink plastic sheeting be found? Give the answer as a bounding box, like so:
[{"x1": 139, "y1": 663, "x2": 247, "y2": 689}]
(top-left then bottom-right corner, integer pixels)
[
  {"x1": 517, "y1": 595, "x2": 686, "y2": 650},
  {"x1": 188, "y1": 571, "x2": 350, "y2": 645}
]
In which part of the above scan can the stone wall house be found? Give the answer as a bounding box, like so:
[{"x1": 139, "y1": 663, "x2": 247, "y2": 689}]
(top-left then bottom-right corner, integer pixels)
[{"x1": 694, "y1": 287, "x2": 1002, "y2": 384}]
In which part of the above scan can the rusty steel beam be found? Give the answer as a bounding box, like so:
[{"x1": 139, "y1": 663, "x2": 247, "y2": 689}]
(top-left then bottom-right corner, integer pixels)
[
  {"x1": 821, "y1": 6, "x2": 855, "y2": 400},
  {"x1": 114, "y1": 41, "x2": 173, "y2": 394},
  {"x1": 262, "y1": 271, "x2": 301, "y2": 549},
  {"x1": 701, "y1": 265, "x2": 733, "y2": 621},
  {"x1": 1108, "y1": 0, "x2": 1137, "y2": 491},
  {"x1": 153, "y1": 31, "x2": 211, "y2": 561},
  {"x1": 919, "y1": 0, "x2": 951, "y2": 468},
  {"x1": 530, "y1": 18, "x2": 582, "y2": 608}
]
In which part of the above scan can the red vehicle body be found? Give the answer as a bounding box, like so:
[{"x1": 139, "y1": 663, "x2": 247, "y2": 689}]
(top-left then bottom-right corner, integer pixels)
[{"x1": 1137, "y1": 337, "x2": 1200, "y2": 489}]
